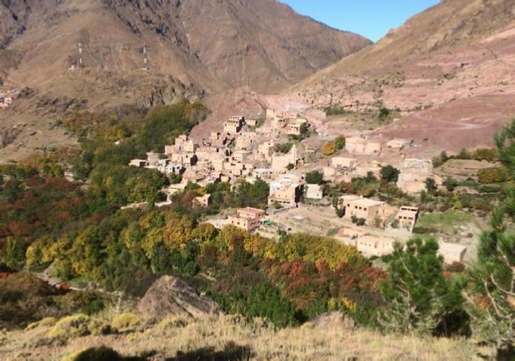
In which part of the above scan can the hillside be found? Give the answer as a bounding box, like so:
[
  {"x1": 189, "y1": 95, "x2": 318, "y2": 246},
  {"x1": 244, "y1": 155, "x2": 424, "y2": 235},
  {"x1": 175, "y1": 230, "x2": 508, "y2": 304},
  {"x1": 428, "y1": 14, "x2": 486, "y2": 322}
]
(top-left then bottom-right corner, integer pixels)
[
  {"x1": 0, "y1": 0, "x2": 370, "y2": 163},
  {"x1": 0, "y1": 312, "x2": 491, "y2": 361},
  {"x1": 295, "y1": 0, "x2": 515, "y2": 153},
  {"x1": 0, "y1": 0, "x2": 370, "y2": 95}
]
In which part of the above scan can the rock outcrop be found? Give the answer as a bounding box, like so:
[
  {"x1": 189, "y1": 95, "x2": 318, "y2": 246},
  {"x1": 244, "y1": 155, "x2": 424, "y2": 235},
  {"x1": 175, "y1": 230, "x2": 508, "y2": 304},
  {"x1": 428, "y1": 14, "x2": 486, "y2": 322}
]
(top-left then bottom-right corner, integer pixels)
[
  {"x1": 138, "y1": 276, "x2": 222, "y2": 320},
  {"x1": 310, "y1": 312, "x2": 356, "y2": 331}
]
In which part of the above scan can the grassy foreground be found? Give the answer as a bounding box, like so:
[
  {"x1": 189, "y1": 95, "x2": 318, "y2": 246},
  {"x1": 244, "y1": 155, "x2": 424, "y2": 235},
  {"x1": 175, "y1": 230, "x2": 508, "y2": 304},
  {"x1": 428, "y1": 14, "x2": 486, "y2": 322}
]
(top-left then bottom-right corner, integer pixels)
[{"x1": 0, "y1": 313, "x2": 494, "y2": 361}]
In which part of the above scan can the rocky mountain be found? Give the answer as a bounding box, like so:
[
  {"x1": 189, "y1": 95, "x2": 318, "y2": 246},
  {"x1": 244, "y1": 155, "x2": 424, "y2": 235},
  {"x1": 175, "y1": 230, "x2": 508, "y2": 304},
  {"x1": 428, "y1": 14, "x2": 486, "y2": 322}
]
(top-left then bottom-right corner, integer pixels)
[
  {"x1": 296, "y1": 0, "x2": 515, "y2": 152},
  {"x1": 0, "y1": 0, "x2": 370, "y2": 96}
]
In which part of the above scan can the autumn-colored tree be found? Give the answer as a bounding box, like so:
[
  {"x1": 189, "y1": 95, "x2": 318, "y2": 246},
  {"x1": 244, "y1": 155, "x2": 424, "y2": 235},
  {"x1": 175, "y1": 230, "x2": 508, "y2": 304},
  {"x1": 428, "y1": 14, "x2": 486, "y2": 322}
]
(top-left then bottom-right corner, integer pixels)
[
  {"x1": 322, "y1": 142, "x2": 337, "y2": 156},
  {"x1": 477, "y1": 167, "x2": 509, "y2": 184},
  {"x1": 163, "y1": 216, "x2": 194, "y2": 250}
]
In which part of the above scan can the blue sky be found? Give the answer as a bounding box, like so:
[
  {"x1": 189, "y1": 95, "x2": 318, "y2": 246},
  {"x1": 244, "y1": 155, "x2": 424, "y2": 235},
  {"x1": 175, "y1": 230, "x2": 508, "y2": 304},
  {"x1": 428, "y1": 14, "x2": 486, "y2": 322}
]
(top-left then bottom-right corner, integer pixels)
[{"x1": 281, "y1": 0, "x2": 441, "y2": 42}]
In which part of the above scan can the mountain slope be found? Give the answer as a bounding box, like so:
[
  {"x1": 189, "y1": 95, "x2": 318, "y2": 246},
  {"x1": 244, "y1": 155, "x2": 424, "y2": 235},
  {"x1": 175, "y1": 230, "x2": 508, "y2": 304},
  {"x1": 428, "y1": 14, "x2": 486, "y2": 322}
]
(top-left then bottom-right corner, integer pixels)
[
  {"x1": 0, "y1": 0, "x2": 371, "y2": 95},
  {"x1": 301, "y1": 0, "x2": 515, "y2": 79},
  {"x1": 0, "y1": 0, "x2": 370, "y2": 163},
  {"x1": 295, "y1": 0, "x2": 515, "y2": 153}
]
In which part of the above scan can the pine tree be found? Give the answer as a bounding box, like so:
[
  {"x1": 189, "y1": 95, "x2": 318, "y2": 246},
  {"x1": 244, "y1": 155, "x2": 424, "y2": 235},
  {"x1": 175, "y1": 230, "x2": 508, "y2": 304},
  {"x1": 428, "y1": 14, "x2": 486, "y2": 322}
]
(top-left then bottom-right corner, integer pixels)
[
  {"x1": 465, "y1": 120, "x2": 515, "y2": 354},
  {"x1": 379, "y1": 238, "x2": 466, "y2": 336}
]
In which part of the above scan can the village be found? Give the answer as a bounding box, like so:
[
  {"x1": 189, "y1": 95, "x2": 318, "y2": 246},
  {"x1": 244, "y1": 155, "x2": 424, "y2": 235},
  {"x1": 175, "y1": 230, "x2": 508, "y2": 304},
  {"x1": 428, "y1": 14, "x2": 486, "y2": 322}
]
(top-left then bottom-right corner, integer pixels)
[{"x1": 127, "y1": 107, "x2": 469, "y2": 265}]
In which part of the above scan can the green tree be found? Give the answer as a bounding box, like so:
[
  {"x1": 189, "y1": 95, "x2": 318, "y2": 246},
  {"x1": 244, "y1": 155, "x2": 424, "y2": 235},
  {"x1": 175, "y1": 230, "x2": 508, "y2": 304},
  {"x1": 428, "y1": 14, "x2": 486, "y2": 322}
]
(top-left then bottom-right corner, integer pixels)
[
  {"x1": 379, "y1": 238, "x2": 467, "y2": 336},
  {"x1": 334, "y1": 135, "x2": 346, "y2": 150},
  {"x1": 443, "y1": 177, "x2": 459, "y2": 192},
  {"x1": 425, "y1": 177, "x2": 437, "y2": 194},
  {"x1": 465, "y1": 121, "x2": 515, "y2": 354},
  {"x1": 457, "y1": 148, "x2": 472, "y2": 160},
  {"x1": 245, "y1": 283, "x2": 298, "y2": 328},
  {"x1": 432, "y1": 151, "x2": 448, "y2": 168},
  {"x1": 378, "y1": 107, "x2": 390, "y2": 121},
  {"x1": 305, "y1": 171, "x2": 324, "y2": 185},
  {"x1": 380, "y1": 165, "x2": 400, "y2": 183}
]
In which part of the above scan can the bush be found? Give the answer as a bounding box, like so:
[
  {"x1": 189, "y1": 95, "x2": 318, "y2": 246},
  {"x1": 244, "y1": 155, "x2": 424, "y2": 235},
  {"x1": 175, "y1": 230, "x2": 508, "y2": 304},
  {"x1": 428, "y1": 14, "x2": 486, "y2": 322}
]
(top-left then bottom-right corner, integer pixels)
[
  {"x1": 324, "y1": 105, "x2": 347, "y2": 116},
  {"x1": 477, "y1": 167, "x2": 509, "y2": 184},
  {"x1": 88, "y1": 319, "x2": 113, "y2": 336},
  {"x1": 275, "y1": 143, "x2": 293, "y2": 154},
  {"x1": 432, "y1": 151, "x2": 448, "y2": 168},
  {"x1": 156, "y1": 315, "x2": 189, "y2": 332},
  {"x1": 111, "y1": 313, "x2": 141, "y2": 331},
  {"x1": 305, "y1": 171, "x2": 324, "y2": 185},
  {"x1": 48, "y1": 314, "x2": 90, "y2": 340},
  {"x1": 472, "y1": 148, "x2": 498, "y2": 162},
  {"x1": 456, "y1": 148, "x2": 472, "y2": 160},
  {"x1": 26, "y1": 317, "x2": 57, "y2": 330},
  {"x1": 322, "y1": 142, "x2": 337, "y2": 156},
  {"x1": 380, "y1": 165, "x2": 400, "y2": 183},
  {"x1": 334, "y1": 135, "x2": 346, "y2": 150},
  {"x1": 63, "y1": 346, "x2": 123, "y2": 361}
]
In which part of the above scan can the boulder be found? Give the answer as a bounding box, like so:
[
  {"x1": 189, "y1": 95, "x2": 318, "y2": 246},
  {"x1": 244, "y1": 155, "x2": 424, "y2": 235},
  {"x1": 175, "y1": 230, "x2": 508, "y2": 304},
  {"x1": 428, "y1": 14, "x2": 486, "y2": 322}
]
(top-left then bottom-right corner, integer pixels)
[
  {"x1": 310, "y1": 312, "x2": 356, "y2": 331},
  {"x1": 138, "y1": 276, "x2": 222, "y2": 320}
]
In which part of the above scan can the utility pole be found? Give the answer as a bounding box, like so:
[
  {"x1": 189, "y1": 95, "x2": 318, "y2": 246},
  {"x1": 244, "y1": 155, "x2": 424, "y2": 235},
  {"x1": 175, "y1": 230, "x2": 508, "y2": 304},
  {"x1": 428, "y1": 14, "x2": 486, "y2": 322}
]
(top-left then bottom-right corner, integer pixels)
[
  {"x1": 143, "y1": 44, "x2": 148, "y2": 70},
  {"x1": 78, "y1": 42, "x2": 83, "y2": 67}
]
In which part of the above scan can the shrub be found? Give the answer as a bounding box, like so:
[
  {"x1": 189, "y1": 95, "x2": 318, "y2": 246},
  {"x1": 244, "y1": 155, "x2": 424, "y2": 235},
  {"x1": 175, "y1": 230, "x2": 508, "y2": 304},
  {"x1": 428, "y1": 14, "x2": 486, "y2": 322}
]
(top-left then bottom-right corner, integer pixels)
[
  {"x1": 322, "y1": 142, "x2": 337, "y2": 156},
  {"x1": 380, "y1": 165, "x2": 400, "y2": 183},
  {"x1": 26, "y1": 317, "x2": 57, "y2": 330},
  {"x1": 88, "y1": 319, "x2": 112, "y2": 336},
  {"x1": 432, "y1": 151, "x2": 448, "y2": 168},
  {"x1": 275, "y1": 143, "x2": 293, "y2": 154},
  {"x1": 472, "y1": 148, "x2": 498, "y2": 162},
  {"x1": 356, "y1": 218, "x2": 366, "y2": 227},
  {"x1": 156, "y1": 315, "x2": 189, "y2": 332},
  {"x1": 305, "y1": 171, "x2": 324, "y2": 185},
  {"x1": 457, "y1": 148, "x2": 472, "y2": 160},
  {"x1": 48, "y1": 314, "x2": 90, "y2": 340},
  {"x1": 324, "y1": 105, "x2": 346, "y2": 116},
  {"x1": 111, "y1": 313, "x2": 141, "y2": 331},
  {"x1": 334, "y1": 135, "x2": 346, "y2": 150},
  {"x1": 62, "y1": 346, "x2": 123, "y2": 361},
  {"x1": 477, "y1": 167, "x2": 509, "y2": 184}
]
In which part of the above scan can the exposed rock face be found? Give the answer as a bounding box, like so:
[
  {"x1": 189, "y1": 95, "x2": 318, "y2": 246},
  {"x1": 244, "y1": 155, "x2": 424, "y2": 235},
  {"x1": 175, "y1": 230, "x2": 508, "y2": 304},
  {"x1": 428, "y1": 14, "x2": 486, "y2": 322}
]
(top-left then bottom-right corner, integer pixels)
[{"x1": 138, "y1": 276, "x2": 222, "y2": 320}]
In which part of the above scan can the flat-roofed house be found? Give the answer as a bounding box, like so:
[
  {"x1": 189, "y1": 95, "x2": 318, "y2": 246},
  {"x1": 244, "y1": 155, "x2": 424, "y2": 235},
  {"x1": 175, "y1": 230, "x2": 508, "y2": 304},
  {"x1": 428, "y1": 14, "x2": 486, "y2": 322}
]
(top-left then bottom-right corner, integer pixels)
[
  {"x1": 246, "y1": 119, "x2": 257, "y2": 127},
  {"x1": 340, "y1": 196, "x2": 386, "y2": 227},
  {"x1": 268, "y1": 183, "x2": 299, "y2": 208},
  {"x1": 346, "y1": 136, "x2": 382, "y2": 155},
  {"x1": 224, "y1": 116, "x2": 244, "y2": 134},
  {"x1": 146, "y1": 152, "x2": 161, "y2": 167},
  {"x1": 129, "y1": 159, "x2": 147, "y2": 167},
  {"x1": 271, "y1": 145, "x2": 298, "y2": 173},
  {"x1": 258, "y1": 141, "x2": 275, "y2": 162},
  {"x1": 305, "y1": 184, "x2": 323, "y2": 200},
  {"x1": 396, "y1": 206, "x2": 419, "y2": 232},
  {"x1": 357, "y1": 236, "x2": 396, "y2": 257},
  {"x1": 193, "y1": 194, "x2": 211, "y2": 208},
  {"x1": 438, "y1": 242, "x2": 467, "y2": 264},
  {"x1": 287, "y1": 122, "x2": 302, "y2": 136},
  {"x1": 228, "y1": 207, "x2": 265, "y2": 231}
]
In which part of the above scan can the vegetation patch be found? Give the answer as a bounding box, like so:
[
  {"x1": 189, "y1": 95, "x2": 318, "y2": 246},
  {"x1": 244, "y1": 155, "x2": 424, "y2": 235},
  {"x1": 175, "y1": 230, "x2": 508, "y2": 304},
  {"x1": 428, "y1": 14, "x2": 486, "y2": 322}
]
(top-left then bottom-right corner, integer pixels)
[{"x1": 414, "y1": 210, "x2": 477, "y2": 235}]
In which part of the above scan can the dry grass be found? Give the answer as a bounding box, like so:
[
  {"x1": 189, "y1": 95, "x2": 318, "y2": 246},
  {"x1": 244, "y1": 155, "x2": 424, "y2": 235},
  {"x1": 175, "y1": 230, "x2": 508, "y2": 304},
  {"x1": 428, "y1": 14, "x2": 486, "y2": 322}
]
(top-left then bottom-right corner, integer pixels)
[{"x1": 0, "y1": 313, "x2": 494, "y2": 361}]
